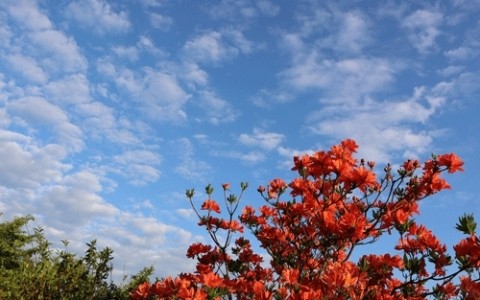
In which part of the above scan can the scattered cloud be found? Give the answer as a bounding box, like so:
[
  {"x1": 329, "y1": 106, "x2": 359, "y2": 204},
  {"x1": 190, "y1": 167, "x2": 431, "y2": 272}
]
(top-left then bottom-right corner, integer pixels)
[
  {"x1": 336, "y1": 11, "x2": 371, "y2": 53},
  {"x1": 28, "y1": 29, "x2": 88, "y2": 73},
  {"x1": 0, "y1": 140, "x2": 69, "y2": 189},
  {"x1": 76, "y1": 101, "x2": 141, "y2": 145},
  {"x1": 215, "y1": 149, "x2": 266, "y2": 165},
  {"x1": 444, "y1": 46, "x2": 476, "y2": 61},
  {"x1": 277, "y1": 146, "x2": 315, "y2": 169},
  {"x1": 39, "y1": 170, "x2": 118, "y2": 227},
  {"x1": 140, "y1": 0, "x2": 165, "y2": 8},
  {"x1": 0, "y1": 0, "x2": 478, "y2": 284},
  {"x1": 112, "y1": 45, "x2": 140, "y2": 61},
  {"x1": 113, "y1": 150, "x2": 162, "y2": 185},
  {"x1": 7, "y1": 0, "x2": 52, "y2": 31},
  {"x1": 45, "y1": 74, "x2": 91, "y2": 105},
  {"x1": 277, "y1": 146, "x2": 314, "y2": 159},
  {"x1": 256, "y1": 1, "x2": 280, "y2": 16},
  {"x1": 445, "y1": 72, "x2": 480, "y2": 99},
  {"x1": 174, "y1": 138, "x2": 212, "y2": 181},
  {"x1": 4, "y1": 1, "x2": 87, "y2": 74},
  {"x1": 251, "y1": 89, "x2": 294, "y2": 107},
  {"x1": 97, "y1": 63, "x2": 190, "y2": 123},
  {"x1": 195, "y1": 90, "x2": 239, "y2": 124},
  {"x1": 148, "y1": 12, "x2": 173, "y2": 31},
  {"x1": 206, "y1": 0, "x2": 279, "y2": 20},
  {"x1": 175, "y1": 208, "x2": 195, "y2": 219},
  {"x1": 6, "y1": 54, "x2": 48, "y2": 84},
  {"x1": 140, "y1": 69, "x2": 190, "y2": 122},
  {"x1": 401, "y1": 9, "x2": 443, "y2": 54},
  {"x1": 65, "y1": 0, "x2": 131, "y2": 34},
  {"x1": 281, "y1": 55, "x2": 397, "y2": 103},
  {"x1": 239, "y1": 128, "x2": 284, "y2": 150},
  {"x1": 7, "y1": 96, "x2": 84, "y2": 152},
  {"x1": 179, "y1": 62, "x2": 209, "y2": 88},
  {"x1": 438, "y1": 65, "x2": 465, "y2": 77},
  {"x1": 0, "y1": 110, "x2": 10, "y2": 127},
  {"x1": 307, "y1": 86, "x2": 447, "y2": 162},
  {"x1": 182, "y1": 29, "x2": 253, "y2": 65}
]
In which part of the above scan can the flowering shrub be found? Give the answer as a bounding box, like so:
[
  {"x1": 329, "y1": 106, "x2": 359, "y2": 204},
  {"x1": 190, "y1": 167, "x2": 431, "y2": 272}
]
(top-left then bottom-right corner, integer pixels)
[{"x1": 132, "y1": 139, "x2": 480, "y2": 299}]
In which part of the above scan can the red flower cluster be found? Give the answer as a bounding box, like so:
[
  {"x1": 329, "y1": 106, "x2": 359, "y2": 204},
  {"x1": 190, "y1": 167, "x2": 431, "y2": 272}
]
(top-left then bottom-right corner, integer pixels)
[{"x1": 131, "y1": 139, "x2": 480, "y2": 299}]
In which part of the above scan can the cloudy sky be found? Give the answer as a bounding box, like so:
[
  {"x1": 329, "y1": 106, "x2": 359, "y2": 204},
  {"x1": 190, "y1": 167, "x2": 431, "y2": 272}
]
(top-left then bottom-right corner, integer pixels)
[{"x1": 1, "y1": 0, "x2": 479, "y2": 282}]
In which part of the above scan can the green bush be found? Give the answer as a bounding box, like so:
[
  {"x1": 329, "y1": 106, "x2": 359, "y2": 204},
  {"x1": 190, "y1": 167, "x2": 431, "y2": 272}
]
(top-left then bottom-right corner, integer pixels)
[{"x1": 0, "y1": 213, "x2": 152, "y2": 300}]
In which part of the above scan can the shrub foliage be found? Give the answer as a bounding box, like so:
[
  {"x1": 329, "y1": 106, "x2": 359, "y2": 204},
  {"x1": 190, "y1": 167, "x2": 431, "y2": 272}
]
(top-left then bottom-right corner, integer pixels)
[{"x1": 0, "y1": 213, "x2": 151, "y2": 299}]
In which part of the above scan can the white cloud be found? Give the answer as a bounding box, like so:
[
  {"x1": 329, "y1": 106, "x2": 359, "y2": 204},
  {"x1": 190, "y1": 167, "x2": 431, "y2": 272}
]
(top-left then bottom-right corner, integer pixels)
[
  {"x1": 336, "y1": 11, "x2": 370, "y2": 53},
  {"x1": 438, "y1": 65, "x2": 465, "y2": 77},
  {"x1": 140, "y1": 0, "x2": 165, "y2": 8},
  {"x1": 215, "y1": 149, "x2": 266, "y2": 164},
  {"x1": 0, "y1": 110, "x2": 10, "y2": 127},
  {"x1": 239, "y1": 128, "x2": 284, "y2": 150},
  {"x1": 402, "y1": 9, "x2": 443, "y2": 53},
  {"x1": 312, "y1": 121, "x2": 434, "y2": 163},
  {"x1": 4, "y1": 1, "x2": 87, "y2": 74},
  {"x1": 206, "y1": 0, "x2": 279, "y2": 20},
  {"x1": 7, "y1": 97, "x2": 84, "y2": 152},
  {"x1": 182, "y1": 29, "x2": 253, "y2": 64},
  {"x1": 277, "y1": 146, "x2": 315, "y2": 170},
  {"x1": 112, "y1": 45, "x2": 139, "y2": 61},
  {"x1": 40, "y1": 170, "x2": 118, "y2": 224},
  {"x1": 234, "y1": 150, "x2": 266, "y2": 164},
  {"x1": 76, "y1": 101, "x2": 141, "y2": 145},
  {"x1": 281, "y1": 55, "x2": 397, "y2": 103},
  {"x1": 180, "y1": 62, "x2": 209, "y2": 88},
  {"x1": 28, "y1": 29, "x2": 87, "y2": 73},
  {"x1": 447, "y1": 72, "x2": 480, "y2": 99},
  {"x1": 251, "y1": 89, "x2": 294, "y2": 107},
  {"x1": 444, "y1": 46, "x2": 476, "y2": 61},
  {"x1": 0, "y1": 20, "x2": 13, "y2": 49},
  {"x1": 140, "y1": 69, "x2": 190, "y2": 122},
  {"x1": 45, "y1": 74, "x2": 91, "y2": 105},
  {"x1": 132, "y1": 199, "x2": 154, "y2": 210},
  {"x1": 113, "y1": 150, "x2": 162, "y2": 185},
  {"x1": 293, "y1": 5, "x2": 332, "y2": 37},
  {"x1": 182, "y1": 31, "x2": 230, "y2": 64},
  {"x1": 102, "y1": 212, "x2": 199, "y2": 280},
  {"x1": 277, "y1": 146, "x2": 314, "y2": 159},
  {"x1": 97, "y1": 63, "x2": 190, "y2": 123},
  {"x1": 0, "y1": 129, "x2": 29, "y2": 142},
  {"x1": 283, "y1": 5, "x2": 371, "y2": 55},
  {"x1": 307, "y1": 86, "x2": 447, "y2": 162},
  {"x1": 281, "y1": 32, "x2": 305, "y2": 58},
  {"x1": 0, "y1": 139, "x2": 69, "y2": 189},
  {"x1": 7, "y1": 0, "x2": 52, "y2": 31},
  {"x1": 256, "y1": 1, "x2": 280, "y2": 16},
  {"x1": 149, "y1": 12, "x2": 173, "y2": 31},
  {"x1": 65, "y1": 0, "x2": 130, "y2": 34},
  {"x1": 137, "y1": 36, "x2": 164, "y2": 55},
  {"x1": 193, "y1": 134, "x2": 209, "y2": 144},
  {"x1": 6, "y1": 54, "x2": 48, "y2": 84},
  {"x1": 175, "y1": 208, "x2": 194, "y2": 219},
  {"x1": 114, "y1": 67, "x2": 143, "y2": 94},
  {"x1": 174, "y1": 138, "x2": 212, "y2": 181},
  {"x1": 42, "y1": 72, "x2": 143, "y2": 147},
  {"x1": 195, "y1": 90, "x2": 239, "y2": 124},
  {"x1": 223, "y1": 28, "x2": 254, "y2": 54}
]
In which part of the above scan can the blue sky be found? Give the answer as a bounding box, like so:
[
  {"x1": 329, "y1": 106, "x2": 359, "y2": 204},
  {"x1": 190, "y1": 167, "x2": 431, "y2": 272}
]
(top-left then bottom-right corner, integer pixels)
[{"x1": 1, "y1": 0, "x2": 479, "y2": 281}]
